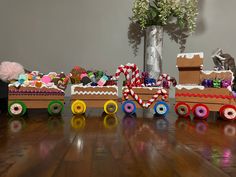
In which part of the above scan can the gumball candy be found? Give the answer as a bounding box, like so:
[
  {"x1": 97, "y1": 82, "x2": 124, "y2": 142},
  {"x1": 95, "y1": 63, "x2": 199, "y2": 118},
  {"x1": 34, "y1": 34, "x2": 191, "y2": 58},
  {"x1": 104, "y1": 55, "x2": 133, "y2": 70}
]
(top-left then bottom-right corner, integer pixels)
[
  {"x1": 202, "y1": 79, "x2": 213, "y2": 87},
  {"x1": 221, "y1": 80, "x2": 231, "y2": 88},
  {"x1": 202, "y1": 79, "x2": 207, "y2": 87},
  {"x1": 213, "y1": 79, "x2": 221, "y2": 88},
  {"x1": 207, "y1": 79, "x2": 213, "y2": 87}
]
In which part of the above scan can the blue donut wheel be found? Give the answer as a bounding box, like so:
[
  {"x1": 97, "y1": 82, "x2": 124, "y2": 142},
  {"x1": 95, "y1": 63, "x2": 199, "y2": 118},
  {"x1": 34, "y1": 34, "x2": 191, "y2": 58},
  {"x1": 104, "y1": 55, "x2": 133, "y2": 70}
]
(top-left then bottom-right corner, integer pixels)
[
  {"x1": 122, "y1": 100, "x2": 136, "y2": 114},
  {"x1": 154, "y1": 101, "x2": 169, "y2": 116}
]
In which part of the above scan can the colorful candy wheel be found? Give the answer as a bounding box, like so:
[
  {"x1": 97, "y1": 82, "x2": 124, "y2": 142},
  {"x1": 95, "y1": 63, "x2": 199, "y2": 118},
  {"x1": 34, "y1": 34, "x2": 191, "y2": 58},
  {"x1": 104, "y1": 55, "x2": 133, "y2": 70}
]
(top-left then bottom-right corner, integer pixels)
[
  {"x1": 219, "y1": 105, "x2": 236, "y2": 120},
  {"x1": 104, "y1": 100, "x2": 118, "y2": 114},
  {"x1": 70, "y1": 115, "x2": 86, "y2": 129},
  {"x1": 103, "y1": 114, "x2": 118, "y2": 129},
  {"x1": 154, "y1": 101, "x2": 169, "y2": 116},
  {"x1": 71, "y1": 100, "x2": 86, "y2": 114},
  {"x1": 8, "y1": 101, "x2": 27, "y2": 117},
  {"x1": 175, "y1": 102, "x2": 191, "y2": 118},
  {"x1": 48, "y1": 100, "x2": 64, "y2": 115},
  {"x1": 192, "y1": 104, "x2": 209, "y2": 119},
  {"x1": 122, "y1": 100, "x2": 136, "y2": 114}
]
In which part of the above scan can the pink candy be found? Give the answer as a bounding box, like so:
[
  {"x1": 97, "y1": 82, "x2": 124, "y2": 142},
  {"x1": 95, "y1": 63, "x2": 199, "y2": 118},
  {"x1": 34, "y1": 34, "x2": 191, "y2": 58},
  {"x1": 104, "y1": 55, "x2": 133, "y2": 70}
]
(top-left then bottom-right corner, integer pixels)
[{"x1": 41, "y1": 75, "x2": 52, "y2": 84}]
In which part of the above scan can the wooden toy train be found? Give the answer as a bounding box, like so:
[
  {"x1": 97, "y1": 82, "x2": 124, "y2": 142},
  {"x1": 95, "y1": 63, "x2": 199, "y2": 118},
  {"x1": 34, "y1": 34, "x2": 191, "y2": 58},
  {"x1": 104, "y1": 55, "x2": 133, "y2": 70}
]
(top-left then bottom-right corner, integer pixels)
[
  {"x1": 6, "y1": 52, "x2": 236, "y2": 120},
  {"x1": 7, "y1": 63, "x2": 175, "y2": 117}
]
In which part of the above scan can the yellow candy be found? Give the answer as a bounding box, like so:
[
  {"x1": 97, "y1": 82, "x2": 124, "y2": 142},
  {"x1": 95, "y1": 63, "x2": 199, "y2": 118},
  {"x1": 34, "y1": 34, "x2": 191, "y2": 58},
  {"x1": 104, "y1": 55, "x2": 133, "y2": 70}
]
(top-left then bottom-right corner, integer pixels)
[
  {"x1": 35, "y1": 81, "x2": 42, "y2": 88},
  {"x1": 28, "y1": 74, "x2": 33, "y2": 80}
]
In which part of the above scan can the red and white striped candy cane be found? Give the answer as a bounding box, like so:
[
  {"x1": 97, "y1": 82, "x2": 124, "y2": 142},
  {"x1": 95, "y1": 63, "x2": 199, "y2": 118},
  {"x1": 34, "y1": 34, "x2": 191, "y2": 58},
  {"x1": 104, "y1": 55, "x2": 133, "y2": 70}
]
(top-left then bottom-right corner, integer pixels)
[
  {"x1": 156, "y1": 73, "x2": 175, "y2": 88},
  {"x1": 123, "y1": 87, "x2": 168, "y2": 108},
  {"x1": 112, "y1": 63, "x2": 141, "y2": 87}
]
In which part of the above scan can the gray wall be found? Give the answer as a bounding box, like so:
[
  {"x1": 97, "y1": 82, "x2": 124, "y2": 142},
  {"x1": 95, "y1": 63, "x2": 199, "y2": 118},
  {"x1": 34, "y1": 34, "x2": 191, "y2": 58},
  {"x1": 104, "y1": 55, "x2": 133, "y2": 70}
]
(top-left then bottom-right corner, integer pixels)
[{"x1": 0, "y1": 0, "x2": 236, "y2": 97}]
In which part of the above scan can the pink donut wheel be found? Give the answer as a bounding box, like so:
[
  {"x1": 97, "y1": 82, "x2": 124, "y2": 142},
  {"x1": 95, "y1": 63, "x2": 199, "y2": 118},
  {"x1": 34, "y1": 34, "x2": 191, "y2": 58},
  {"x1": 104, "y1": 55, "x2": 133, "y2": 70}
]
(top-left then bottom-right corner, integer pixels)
[
  {"x1": 174, "y1": 102, "x2": 191, "y2": 118},
  {"x1": 122, "y1": 100, "x2": 136, "y2": 114},
  {"x1": 219, "y1": 105, "x2": 236, "y2": 120},
  {"x1": 192, "y1": 104, "x2": 209, "y2": 119}
]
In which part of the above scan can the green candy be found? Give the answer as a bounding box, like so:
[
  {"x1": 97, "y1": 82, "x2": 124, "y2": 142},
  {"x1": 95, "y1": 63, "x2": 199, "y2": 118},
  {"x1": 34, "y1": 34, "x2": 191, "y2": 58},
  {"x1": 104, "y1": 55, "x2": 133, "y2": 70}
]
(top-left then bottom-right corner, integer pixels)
[{"x1": 213, "y1": 79, "x2": 221, "y2": 88}]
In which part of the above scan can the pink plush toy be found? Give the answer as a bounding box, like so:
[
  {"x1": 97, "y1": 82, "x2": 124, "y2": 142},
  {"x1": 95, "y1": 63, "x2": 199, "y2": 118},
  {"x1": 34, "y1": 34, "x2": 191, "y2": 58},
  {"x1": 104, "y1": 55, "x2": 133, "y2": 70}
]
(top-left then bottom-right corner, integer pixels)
[{"x1": 0, "y1": 61, "x2": 25, "y2": 82}]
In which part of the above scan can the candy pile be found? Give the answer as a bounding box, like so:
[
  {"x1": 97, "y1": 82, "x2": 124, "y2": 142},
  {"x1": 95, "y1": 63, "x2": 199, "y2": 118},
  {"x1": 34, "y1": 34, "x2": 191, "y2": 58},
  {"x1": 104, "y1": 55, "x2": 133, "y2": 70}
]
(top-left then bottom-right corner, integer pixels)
[
  {"x1": 113, "y1": 63, "x2": 176, "y2": 109},
  {"x1": 11, "y1": 71, "x2": 67, "y2": 91},
  {"x1": 201, "y1": 79, "x2": 232, "y2": 88},
  {"x1": 112, "y1": 63, "x2": 176, "y2": 88},
  {"x1": 66, "y1": 66, "x2": 117, "y2": 86}
]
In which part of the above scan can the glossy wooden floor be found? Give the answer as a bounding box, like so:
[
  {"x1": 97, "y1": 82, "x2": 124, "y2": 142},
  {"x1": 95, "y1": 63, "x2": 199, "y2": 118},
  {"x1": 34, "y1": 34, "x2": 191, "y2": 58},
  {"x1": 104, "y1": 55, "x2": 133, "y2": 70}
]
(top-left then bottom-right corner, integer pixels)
[{"x1": 0, "y1": 99, "x2": 236, "y2": 177}]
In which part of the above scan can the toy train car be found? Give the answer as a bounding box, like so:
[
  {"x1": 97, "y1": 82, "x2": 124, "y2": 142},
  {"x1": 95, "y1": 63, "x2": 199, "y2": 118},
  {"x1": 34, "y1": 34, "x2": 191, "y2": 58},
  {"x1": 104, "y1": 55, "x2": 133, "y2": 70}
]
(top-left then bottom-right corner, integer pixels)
[
  {"x1": 175, "y1": 52, "x2": 236, "y2": 120},
  {"x1": 70, "y1": 85, "x2": 119, "y2": 115},
  {"x1": 121, "y1": 86, "x2": 169, "y2": 116},
  {"x1": 8, "y1": 85, "x2": 65, "y2": 116},
  {"x1": 7, "y1": 72, "x2": 67, "y2": 117}
]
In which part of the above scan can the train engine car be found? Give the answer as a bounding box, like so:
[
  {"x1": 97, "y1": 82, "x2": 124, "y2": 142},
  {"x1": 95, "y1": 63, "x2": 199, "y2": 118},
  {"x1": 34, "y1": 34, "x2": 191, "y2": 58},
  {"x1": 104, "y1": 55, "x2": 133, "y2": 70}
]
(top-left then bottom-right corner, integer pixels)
[{"x1": 175, "y1": 52, "x2": 236, "y2": 120}]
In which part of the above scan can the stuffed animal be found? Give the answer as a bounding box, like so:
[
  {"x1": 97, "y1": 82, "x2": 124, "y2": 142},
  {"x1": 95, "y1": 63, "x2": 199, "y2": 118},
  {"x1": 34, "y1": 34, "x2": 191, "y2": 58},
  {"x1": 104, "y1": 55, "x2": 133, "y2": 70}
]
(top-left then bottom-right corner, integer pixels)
[
  {"x1": 0, "y1": 61, "x2": 25, "y2": 114},
  {"x1": 0, "y1": 61, "x2": 25, "y2": 82},
  {"x1": 212, "y1": 48, "x2": 236, "y2": 91}
]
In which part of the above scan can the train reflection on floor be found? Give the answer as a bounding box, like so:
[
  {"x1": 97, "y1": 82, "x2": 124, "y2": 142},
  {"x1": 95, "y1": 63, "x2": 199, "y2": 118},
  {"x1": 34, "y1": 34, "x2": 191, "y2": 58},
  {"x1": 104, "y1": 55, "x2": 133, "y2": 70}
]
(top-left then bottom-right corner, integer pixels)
[
  {"x1": 175, "y1": 116, "x2": 236, "y2": 170},
  {"x1": 3, "y1": 110, "x2": 236, "y2": 177}
]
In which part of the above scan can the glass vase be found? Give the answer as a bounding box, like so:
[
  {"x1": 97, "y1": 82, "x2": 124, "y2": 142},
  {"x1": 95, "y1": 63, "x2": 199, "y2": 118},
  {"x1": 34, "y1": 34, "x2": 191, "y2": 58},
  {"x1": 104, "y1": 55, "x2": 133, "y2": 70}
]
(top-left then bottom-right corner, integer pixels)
[{"x1": 144, "y1": 25, "x2": 164, "y2": 79}]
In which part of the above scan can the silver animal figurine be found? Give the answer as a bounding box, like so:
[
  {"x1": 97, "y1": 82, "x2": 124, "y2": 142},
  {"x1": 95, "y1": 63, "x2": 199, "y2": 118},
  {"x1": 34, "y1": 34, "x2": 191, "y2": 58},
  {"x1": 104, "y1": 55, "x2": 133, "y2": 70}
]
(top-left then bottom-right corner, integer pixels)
[{"x1": 212, "y1": 48, "x2": 236, "y2": 91}]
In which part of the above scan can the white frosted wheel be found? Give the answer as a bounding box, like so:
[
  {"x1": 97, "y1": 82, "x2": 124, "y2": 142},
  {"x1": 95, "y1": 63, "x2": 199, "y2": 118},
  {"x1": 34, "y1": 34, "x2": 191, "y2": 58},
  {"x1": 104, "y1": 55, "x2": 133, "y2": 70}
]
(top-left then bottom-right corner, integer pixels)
[
  {"x1": 8, "y1": 101, "x2": 27, "y2": 117},
  {"x1": 220, "y1": 105, "x2": 236, "y2": 120},
  {"x1": 223, "y1": 108, "x2": 236, "y2": 120},
  {"x1": 10, "y1": 103, "x2": 23, "y2": 116}
]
